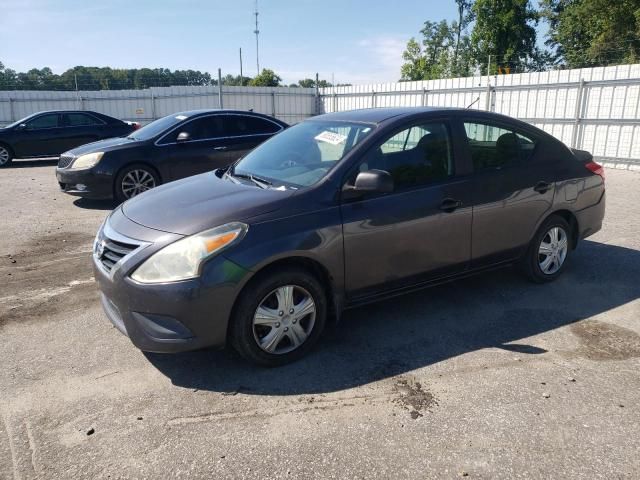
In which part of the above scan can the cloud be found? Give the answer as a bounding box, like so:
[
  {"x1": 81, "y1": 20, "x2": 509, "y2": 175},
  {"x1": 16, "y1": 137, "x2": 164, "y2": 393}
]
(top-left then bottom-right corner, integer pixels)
[{"x1": 338, "y1": 35, "x2": 408, "y2": 84}]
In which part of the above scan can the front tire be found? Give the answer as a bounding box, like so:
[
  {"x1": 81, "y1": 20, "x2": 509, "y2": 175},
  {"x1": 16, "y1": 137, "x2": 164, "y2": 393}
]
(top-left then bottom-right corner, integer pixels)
[
  {"x1": 114, "y1": 164, "x2": 160, "y2": 203},
  {"x1": 230, "y1": 267, "x2": 327, "y2": 367},
  {"x1": 521, "y1": 215, "x2": 572, "y2": 283},
  {"x1": 0, "y1": 144, "x2": 13, "y2": 167}
]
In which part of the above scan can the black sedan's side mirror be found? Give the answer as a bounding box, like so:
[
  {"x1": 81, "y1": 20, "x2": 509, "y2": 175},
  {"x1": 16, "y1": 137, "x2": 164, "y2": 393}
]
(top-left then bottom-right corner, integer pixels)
[
  {"x1": 16, "y1": 123, "x2": 27, "y2": 130},
  {"x1": 176, "y1": 131, "x2": 191, "y2": 143},
  {"x1": 343, "y1": 169, "x2": 394, "y2": 198}
]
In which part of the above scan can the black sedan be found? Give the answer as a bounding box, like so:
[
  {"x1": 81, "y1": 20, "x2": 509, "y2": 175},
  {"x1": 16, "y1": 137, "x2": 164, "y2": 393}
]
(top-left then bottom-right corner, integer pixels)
[
  {"x1": 92, "y1": 107, "x2": 606, "y2": 366},
  {"x1": 0, "y1": 110, "x2": 137, "y2": 166},
  {"x1": 56, "y1": 109, "x2": 288, "y2": 202}
]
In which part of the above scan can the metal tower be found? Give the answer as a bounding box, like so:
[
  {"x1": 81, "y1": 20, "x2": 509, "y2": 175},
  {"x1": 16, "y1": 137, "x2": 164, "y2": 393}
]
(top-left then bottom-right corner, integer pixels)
[{"x1": 254, "y1": 0, "x2": 260, "y2": 74}]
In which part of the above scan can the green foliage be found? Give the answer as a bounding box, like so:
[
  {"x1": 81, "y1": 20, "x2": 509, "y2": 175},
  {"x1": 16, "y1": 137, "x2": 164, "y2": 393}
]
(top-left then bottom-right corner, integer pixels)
[
  {"x1": 400, "y1": 3, "x2": 475, "y2": 81},
  {"x1": 542, "y1": 0, "x2": 640, "y2": 68},
  {"x1": 297, "y1": 78, "x2": 333, "y2": 88},
  {"x1": 471, "y1": 0, "x2": 539, "y2": 74},
  {"x1": 221, "y1": 74, "x2": 253, "y2": 86},
  {"x1": 0, "y1": 64, "x2": 215, "y2": 90},
  {"x1": 0, "y1": 63, "x2": 290, "y2": 91},
  {"x1": 248, "y1": 69, "x2": 282, "y2": 87}
]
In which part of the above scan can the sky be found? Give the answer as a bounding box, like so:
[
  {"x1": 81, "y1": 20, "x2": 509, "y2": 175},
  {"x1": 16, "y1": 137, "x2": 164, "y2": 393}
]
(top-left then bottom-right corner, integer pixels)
[{"x1": 1, "y1": 0, "x2": 547, "y2": 85}]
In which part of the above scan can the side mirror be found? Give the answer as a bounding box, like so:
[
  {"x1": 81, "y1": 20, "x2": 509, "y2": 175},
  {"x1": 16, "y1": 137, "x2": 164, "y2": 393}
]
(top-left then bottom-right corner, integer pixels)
[
  {"x1": 176, "y1": 131, "x2": 191, "y2": 143},
  {"x1": 343, "y1": 169, "x2": 394, "y2": 198},
  {"x1": 16, "y1": 123, "x2": 27, "y2": 130}
]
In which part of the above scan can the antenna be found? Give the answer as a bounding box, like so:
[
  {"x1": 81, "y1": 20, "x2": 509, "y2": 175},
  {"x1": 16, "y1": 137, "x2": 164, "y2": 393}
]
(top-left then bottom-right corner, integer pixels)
[{"x1": 254, "y1": 0, "x2": 260, "y2": 74}]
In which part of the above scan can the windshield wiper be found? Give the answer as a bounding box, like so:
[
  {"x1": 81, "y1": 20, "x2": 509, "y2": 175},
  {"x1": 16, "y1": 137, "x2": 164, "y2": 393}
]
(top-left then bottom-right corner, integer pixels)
[{"x1": 229, "y1": 171, "x2": 272, "y2": 189}]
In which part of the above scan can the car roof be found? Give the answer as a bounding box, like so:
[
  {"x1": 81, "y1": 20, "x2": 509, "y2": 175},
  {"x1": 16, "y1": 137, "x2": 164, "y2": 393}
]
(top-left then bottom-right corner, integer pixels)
[
  {"x1": 171, "y1": 109, "x2": 288, "y2": 123},
  {"x1": 308, "y1": 107, "x2": 458, "y2": 124},
  {"x1": 309, "y1": 107, "x2": 528, "y2": 125}
]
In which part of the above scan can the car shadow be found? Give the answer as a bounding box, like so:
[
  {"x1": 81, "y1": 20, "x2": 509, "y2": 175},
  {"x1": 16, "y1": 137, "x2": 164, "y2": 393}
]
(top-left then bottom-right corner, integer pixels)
[
  {"x1": 5, "y1": 158, "x2": 58, "y2": 168},
  {"x1": 73, "y1": 198, "x2": 117, "y2": 210},
  {"x1": 145, "y1": 239, "x2": 640, "y2": 395}
]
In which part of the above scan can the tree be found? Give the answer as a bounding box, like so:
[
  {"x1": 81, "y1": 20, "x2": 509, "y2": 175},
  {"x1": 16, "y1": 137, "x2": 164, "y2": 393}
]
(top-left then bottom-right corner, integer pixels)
[
  {"x1": 471, "y1": 0, "x2": 539, "y2": 74},
  {"x1": 298, "y1": 78, "x2": 333, "y2": 88},
  {"x1": 542, "y1": 0, "x2": 640, "y2": 68},
  {"x1": 400, "y1": 14, "x2": 475, "y2": 81},
  {"x1": 248, "y1": 69, "x2": 282, "y2": 87},
  {"x1": 452, "y1": 0, "x2": 474, "y2": 74},
  {"x1": 401, "y1": 38, "x2": 428, "y2": 80},
  {"x1": 402, "y1": 22, "x2": 451, "y2": 80},
  {"x1": 221, "y1": 74, "x2": 252, "y2": 86}
]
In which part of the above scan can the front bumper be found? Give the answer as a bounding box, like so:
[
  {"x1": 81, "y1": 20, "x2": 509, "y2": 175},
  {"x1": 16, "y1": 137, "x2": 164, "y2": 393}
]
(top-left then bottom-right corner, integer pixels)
[
  {"x1": 93, "y1": 213, "x2": 252, "y2": 353},
  {"x1": 56, "y1": 167, "x2": 114, "y2": 199}
]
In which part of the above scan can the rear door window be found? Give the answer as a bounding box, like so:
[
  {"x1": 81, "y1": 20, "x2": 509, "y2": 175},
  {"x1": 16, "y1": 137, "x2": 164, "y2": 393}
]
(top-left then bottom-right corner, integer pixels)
[
  {"x1": 26, "y1": 114, "x2": 59, "y2": 130},
  {"x1": 64, "y1": 113, "x2": 104, "y2": 126},
  {"x1": 224, "y1": 115, "x2": 282, "y2": 137},
  {"x1": 464, "y1": 121, "x2": 537, "y2": 170}
]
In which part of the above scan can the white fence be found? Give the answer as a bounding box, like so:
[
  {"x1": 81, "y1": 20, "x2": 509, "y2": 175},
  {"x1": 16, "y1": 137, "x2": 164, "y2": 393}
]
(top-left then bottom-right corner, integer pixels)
[
  {"x1": 2, "y1": 63, "x2": 640, "y2": 165},
  {"x1": 319, "y1": 63, "x2": 640, "y2": 165},
  {"x1": 0, "y1": 85, "x2": 317, "y2": 126}
]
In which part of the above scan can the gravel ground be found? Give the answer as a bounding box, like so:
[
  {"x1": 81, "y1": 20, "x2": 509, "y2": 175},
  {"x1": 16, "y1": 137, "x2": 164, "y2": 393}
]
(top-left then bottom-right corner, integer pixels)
[{"x1": 1, "y1": 159, "x2": 639, "y2": 479}]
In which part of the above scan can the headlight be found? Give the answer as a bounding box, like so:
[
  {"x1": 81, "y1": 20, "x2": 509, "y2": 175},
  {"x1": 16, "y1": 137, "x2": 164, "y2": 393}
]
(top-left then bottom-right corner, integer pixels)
[
  {"x1": 70, "y1": 152, "x2": 104, "y2": 169},
  {"x1": 130, "y1": 222, "x2": 248, "y2": 283}
]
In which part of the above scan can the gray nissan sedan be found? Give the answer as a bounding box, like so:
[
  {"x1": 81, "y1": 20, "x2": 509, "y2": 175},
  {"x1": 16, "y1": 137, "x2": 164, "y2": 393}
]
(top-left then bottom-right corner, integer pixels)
[{"x1": 93, "y1": 107, "x2": 605, "y2": 366}]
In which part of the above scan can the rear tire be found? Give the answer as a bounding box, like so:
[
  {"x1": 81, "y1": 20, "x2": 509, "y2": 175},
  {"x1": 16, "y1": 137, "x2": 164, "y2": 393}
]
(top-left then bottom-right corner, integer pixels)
[
  {"x1": 229, "y1": 267, "x2": 327, "y2": 367},
  {"x1": 114, "y1": 164, "x2": 160, "y2": 203},
  {"x1": 521, "y1": 214, "x2": 572, "y2": 283},
  {"x1": 0, "y1": 144, "x2": 13, "y2": 167}
]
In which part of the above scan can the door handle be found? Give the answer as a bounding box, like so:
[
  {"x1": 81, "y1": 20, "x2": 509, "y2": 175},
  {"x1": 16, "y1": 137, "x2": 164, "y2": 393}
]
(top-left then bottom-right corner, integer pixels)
[
  {"x1": 213, "y1": 146, "x2": 228, "y2": 151},
  {"x1": 439, "y1": 198, "x2": 462, "y2": 212},
  {"x1": 534, "y1": 181, "x2": 552, "y2": 194}
]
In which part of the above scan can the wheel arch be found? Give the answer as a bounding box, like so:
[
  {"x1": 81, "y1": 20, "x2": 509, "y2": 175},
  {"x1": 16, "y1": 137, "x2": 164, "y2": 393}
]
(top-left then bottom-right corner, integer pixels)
[
  {"x1": 228, "y1": 255, "x2": 341, "y2": 342},
  {"x1": 0, "y1": 141, "x2": 15, "y2": 158},
  {"x1": 112, "y1": 161, "x2": 163, "y2": 197},
  {"x1": 545, "y1": 209, "x2": 579, "y2": 249}
]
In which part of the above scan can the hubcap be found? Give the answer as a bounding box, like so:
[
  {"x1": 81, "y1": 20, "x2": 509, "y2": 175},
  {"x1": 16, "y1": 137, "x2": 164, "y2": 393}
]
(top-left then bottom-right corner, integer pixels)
[
  {"x1": 538, "y1": 226, "x2": 568, "y2": 275},
  {"x1": 121, "y1": 169, "x2": 156, "y2": 198},
  {"x1": 0, "y1": 147, "x2": 9, "y2": 165},
  {"x1": 252, "y1": 285, "x2": 316, "y2": 355}
]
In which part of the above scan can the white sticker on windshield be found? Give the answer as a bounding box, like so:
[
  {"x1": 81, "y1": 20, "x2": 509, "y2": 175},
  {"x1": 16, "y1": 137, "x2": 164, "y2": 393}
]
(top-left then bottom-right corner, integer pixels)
[
  {"x1": 175, "y1": 115, "x2": 188, "y2": 120},
  {"x1": 315, "y1": 131, "x2": 347, "y2": 145}
]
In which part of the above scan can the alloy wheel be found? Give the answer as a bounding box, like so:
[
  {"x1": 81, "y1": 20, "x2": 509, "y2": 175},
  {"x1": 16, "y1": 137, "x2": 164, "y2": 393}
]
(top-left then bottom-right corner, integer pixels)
[
  {"x1": 252, "y1": 285, "x2": 316, "y2": 355},
  {"x1": 538, "y1": 226, "x2": 568, "y2": 275},
  {"x1": 121, "y1": 169, "x2": 156, "y2": 198},
  {"x1": 0, "y1": 147, "x2": 10, "y2": 166}
]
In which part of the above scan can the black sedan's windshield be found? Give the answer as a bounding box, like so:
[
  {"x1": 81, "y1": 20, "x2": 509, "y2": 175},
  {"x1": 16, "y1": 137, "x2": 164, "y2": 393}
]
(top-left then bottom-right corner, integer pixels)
[
  {"x1": 128, "y1": 114, "x2": 191, "y2": 141},
  {"x1": 231, "y1": 120, "x2": 373, "y2": 188},
  {"x1": 4, "y1": 114, "x2": 38, "y2": 129}
]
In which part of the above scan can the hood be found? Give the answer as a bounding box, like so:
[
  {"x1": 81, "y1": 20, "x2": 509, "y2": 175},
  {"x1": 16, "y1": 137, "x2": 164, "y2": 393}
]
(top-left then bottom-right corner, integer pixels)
[
  {"x1": 66, "y1": 136, "x2": 140, "y2": 156},
  {"x1": 121, "y1": 171, "x2": 294, "y2": 235}
]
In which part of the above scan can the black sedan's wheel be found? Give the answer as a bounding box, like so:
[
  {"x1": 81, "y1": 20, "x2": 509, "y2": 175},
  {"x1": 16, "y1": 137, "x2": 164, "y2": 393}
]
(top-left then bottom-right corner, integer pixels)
[
  {"x1": 115, "y1": 165, "x2": 159, "y2": 203},
  {"x1": 521, "y1": 215, "x2": 571, "y2": 283},
  {"x1": 230, "y1": 267, "x2": 327, "y2": 366},
  {"x1": 0, "y1": 144, "x2": 13, "y2": 167}
]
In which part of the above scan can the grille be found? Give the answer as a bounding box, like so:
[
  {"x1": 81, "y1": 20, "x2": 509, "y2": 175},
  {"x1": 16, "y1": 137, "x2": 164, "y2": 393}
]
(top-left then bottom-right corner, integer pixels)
[
  {"x1": 96, "y1": 237, "x2": 139, "y2": 272},
  {"x1": 58, "y1": 154, "x2": 75, "y2": 168}
]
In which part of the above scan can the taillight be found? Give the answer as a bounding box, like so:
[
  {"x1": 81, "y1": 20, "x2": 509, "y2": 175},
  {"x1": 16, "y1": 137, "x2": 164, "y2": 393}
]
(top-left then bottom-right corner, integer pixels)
[
  {"x1": 133, "y1": 123, "x2": 141, "y2": 130},
  {"x1": 585, "y1": 161, "x2": 605, "y2": 181}
]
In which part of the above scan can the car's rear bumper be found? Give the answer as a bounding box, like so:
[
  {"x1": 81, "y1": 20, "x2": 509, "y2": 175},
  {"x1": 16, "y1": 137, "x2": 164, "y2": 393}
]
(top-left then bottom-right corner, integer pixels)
[
  {"x1": 576, "y1": 189, "x2": 606, "y2": 240},
  {"x1": 56, "y1": 167, "x2": 113, "y2": 199}
]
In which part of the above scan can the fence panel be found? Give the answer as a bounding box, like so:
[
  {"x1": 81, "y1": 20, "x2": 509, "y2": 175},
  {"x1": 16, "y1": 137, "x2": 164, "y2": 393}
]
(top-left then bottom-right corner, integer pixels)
[
  {"x1": 3, "y1": 64, "x2": 640, "y2": 163},
  {"x1": 320, "y1": 63, "x2": 640, "y2": 164},
  {"x1": 0, "y1": 85, "x2": 316, "y2": 127}
]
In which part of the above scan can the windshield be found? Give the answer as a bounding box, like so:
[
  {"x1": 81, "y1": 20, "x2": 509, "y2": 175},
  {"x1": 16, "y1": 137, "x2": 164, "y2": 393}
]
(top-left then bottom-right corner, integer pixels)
[
  {"x1": 4, "y1": 113, "x2": 38, "y2": 129},
  {"x1": 232, "y1": 120, "x2": 374, "y2": 188},
  {"x1": 128, "y1": 113, "x2": 191, "y2": 141}
]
